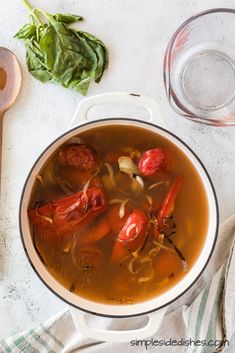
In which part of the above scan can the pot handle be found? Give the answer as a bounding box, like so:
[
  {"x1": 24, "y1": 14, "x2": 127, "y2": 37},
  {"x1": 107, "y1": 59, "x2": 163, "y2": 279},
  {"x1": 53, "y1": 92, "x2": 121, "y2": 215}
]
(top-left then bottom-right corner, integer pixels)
[
  {"x1": 70, "y1": 306, "x2": 167, "y2": 343},
  {"x1": 69, "y1": 92, "x2": 166, "y2": 128}
]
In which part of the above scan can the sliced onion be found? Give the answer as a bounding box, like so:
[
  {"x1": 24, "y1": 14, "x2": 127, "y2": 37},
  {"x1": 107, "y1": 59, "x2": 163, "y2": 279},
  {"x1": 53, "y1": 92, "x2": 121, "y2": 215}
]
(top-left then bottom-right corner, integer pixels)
[
  {"x1": 82, "y1": 168, "x2": 100, "y2": 200},
  {"x1": 162, "y1": 216, "x2": 176, "y2": 229},
  {"x1": 148, "y1": 181, "x2": 169, "y2": 190},
  {"x1": 110, "y1": 199, "x2": 124, "y2": 204},
  {"x1": 135, "y1": 175, "x2": 144, "y2": 190},
  {"x1": 118, "y1": 156, "x2": 145, "y2": 193},
  {"x1": 66, "y1": 136, "x2": 84, "y2": 145},
  {"x1": 42, "y1": 162, "x2": 56, "y2": 185},
  {"x1": 149, "y1": 248, "x2": 160, "y2": 257},
  {"x1": 150, "y1": 213, "x2": 159, "y2": 228},
  {"x1": 62, "y1": 200, "x2": 81, "y2": 214},
  {"x1": 126, "y1": 223, "x2": 137, "y2": 236},
  {"x1": 145, "y1": 195, "x2": 152, "y2": 206},
  {"x1": 149, "y1": 234, "x2": 164, "y2": 257},
  {"x1": 64, "y1": 242, "x2": 71, "y2": 253},
  {"x1": 150, "y1": 217, "x2": 157, "y2": 225},
  {"x1": 139, "y1": 256, "x2": 152, "y2": 264},
  {"x1": 131, "y1": 250, "x2": 139, "y2": 258},
  {"x1": 138, "y1": 271, "x2": 154, "y2": 284},
  {"x1": 128, "y1": 257, "x2": 138, "y2": 274},
  {"x1": 39, "y1": 215, "x2": 53, "y2": 224},
  {"x1": 158, "y1": 233, "x2": 164, "y2": 243},
  {"x1": 131, "y1": 176, "x2": 144, "y2": 193},
  {"x1": 104, "y1": 163, "x2": 116, "y2": 188},
  {"x1": 138, "y1": 257, "x2": 154, "y2": 283},
  {"x1": 83, "y1": 179, "x2": 90, "y2": 198},
  {"x1": 35, "y1": 209, "x2": 53, "y2": 224},
  {"x1": 153, "y1": 240, "x2": 175, "y2": 254},
  {"x1": 109, "y1": 198, "x2": 129, "y2": 219},
  {"x1": 120, "y1": 147, "x2": 141, "y2": 159},
  {"x1": 117, "y1": 224, "x2": 139, "y2": 244},
  {"x1": 127, "y1": 255, "x2": 153, "y2": 277},
  {"x1": 118, "y1": 156, "x2": 139, "y2": 176},
  {"x1": 119, "y1": 199, "x2": 129, "y2": 219},
  {"x1": 182, "y1": 260, "x2": 188, "y2": 272},
  {"x1": 130, "y1": 150, "x2": 141, "y2": 159},
  {"x1": 36, "y1": 174, "x2": 43, "y2": 184}
]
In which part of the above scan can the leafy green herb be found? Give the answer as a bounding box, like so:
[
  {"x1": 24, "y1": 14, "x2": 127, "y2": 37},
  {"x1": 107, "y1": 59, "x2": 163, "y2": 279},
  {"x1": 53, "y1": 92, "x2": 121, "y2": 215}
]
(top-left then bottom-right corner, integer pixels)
[{"x1": 15, "y1": 0, "x2": 108, "y2": 95}]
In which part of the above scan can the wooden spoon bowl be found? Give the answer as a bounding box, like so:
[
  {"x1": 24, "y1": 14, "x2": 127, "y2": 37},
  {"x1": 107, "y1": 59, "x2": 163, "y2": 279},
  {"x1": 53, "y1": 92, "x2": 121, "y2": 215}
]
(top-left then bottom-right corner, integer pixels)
[{"x1": 0, "y1": 48, "x2": 22, "y2": 194}]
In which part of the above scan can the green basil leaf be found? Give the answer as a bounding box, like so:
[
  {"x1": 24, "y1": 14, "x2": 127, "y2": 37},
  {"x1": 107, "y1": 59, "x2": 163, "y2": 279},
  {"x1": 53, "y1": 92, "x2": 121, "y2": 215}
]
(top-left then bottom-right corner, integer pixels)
[
  {"x1": 14, "y1": 24, "x2": 36, "y2": 39},
  {"x1": 50, "y1": 13, "x2": 83, "y2": 24},
  {"x1": 15, "y1": 5, "x2": 108, "y2": 95},
  {"x1": 76, "y1": 30, "x2": 109, "y2": 82},
  {"x1": 39, "y1": 20, "x2": 98, "y2": 94},
  {"x1": 25, "y1": 40, "x2": 53, "y2": 82}
]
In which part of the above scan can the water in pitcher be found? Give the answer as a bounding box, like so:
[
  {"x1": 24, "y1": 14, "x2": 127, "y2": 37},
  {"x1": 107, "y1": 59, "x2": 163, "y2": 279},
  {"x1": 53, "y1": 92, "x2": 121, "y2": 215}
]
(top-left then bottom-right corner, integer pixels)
[{"x1": 172, "y1": 43, "x2": 235, "y2": 115}]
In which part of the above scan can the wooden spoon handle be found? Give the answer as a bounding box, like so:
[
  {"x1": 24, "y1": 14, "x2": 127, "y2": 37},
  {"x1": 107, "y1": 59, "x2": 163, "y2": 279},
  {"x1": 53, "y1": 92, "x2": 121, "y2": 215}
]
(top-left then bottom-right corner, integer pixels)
[{"x1": 0, "y1": 110, "x2": 4, "y2": 196}]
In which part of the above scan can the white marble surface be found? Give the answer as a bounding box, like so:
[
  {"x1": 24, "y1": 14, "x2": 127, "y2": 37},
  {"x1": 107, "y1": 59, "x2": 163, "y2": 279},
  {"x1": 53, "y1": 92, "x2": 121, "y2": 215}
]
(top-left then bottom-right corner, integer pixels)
[{"x1": 1, "y1": 0, "x2": 235, "y2": 349}]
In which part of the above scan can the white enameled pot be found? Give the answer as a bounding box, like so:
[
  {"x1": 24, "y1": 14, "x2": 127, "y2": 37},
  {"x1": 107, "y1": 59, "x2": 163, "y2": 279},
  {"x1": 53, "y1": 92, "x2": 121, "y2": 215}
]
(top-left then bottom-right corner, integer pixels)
[{"x1": 19, "y1": 92, "x2": 218, "y2": 343}]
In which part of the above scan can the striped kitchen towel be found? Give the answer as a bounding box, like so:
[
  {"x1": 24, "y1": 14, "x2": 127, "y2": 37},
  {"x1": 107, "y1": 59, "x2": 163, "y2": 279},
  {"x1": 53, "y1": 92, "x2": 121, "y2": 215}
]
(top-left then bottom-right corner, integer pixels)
[{"x1": 1, "y1": 215, "x2": 235, "y2": 353}]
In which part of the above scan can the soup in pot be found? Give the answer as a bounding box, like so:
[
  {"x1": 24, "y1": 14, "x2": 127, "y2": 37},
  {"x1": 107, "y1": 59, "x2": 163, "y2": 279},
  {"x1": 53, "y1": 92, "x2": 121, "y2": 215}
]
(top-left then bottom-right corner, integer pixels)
[{"x1": 28, "y1": 125, "x2": 209, "y2": 304}]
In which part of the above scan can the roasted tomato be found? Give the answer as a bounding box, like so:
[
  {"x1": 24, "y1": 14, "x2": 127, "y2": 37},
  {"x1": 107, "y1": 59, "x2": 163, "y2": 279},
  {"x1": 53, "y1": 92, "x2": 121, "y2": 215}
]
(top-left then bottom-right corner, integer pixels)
[
  {"x1": 111, "y1": 209, "x2": 149, "y2": 263},
  {"x1": 58, "y1": 144, "x2": 97, "y2": 170},
  {"x1": 138, "y1": 148, "x2": 165, "y2": 177},
  {"x1": 77, "y1": 217, "x2": 111, "y2": 246},
  {"x1": 157, "y1": 176, "x2": 183, "y2": 229},
  {"x1": 107, "y1": 205, "x2": 130, "y2": 233},
  {"x1": 28, "y1": 187, "x2": 107, "y2": 236}
]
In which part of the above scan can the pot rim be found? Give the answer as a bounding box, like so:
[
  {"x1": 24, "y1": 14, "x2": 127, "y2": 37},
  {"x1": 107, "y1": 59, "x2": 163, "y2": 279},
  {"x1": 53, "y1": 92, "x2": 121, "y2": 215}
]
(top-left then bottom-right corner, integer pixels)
[{"x1": 19, "y1": 117, "x2": 219, "y2": 318}]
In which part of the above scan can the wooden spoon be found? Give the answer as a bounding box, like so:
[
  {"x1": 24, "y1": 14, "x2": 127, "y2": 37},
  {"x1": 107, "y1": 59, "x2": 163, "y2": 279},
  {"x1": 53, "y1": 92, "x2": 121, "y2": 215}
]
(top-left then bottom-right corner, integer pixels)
[{"x1": 0, "y1": 47, "x2": 22, "y2": 193}]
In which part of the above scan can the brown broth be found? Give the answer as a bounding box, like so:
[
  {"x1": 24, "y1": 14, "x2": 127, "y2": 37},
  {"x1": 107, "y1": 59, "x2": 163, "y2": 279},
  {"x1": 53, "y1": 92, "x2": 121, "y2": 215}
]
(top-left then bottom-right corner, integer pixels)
[{"x1": 29, "y1": 125, "x2": 209, "y2": 304}]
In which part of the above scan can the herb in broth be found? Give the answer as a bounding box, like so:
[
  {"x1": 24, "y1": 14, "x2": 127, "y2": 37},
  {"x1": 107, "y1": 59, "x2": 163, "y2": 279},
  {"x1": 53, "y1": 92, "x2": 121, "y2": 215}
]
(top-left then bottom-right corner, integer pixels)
[{"x1": 28, "y1": 125, "x2": 209, "y2": 304}]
